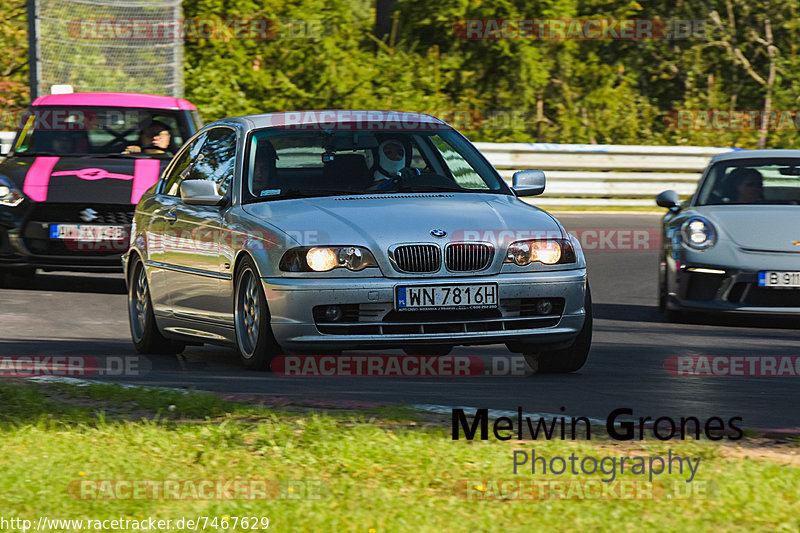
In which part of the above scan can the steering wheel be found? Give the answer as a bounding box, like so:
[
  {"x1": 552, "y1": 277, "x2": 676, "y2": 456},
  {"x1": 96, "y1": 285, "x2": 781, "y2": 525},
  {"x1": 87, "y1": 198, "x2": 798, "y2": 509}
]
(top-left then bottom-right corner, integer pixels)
[
  {"x1": 102, "y1": 138, "x2": 132, "y2": 154},
  {"x1": 140, "y1": 144, "x2": 172, "y2": 156},
  {"x1": 371, "y1": 168, "x2": 421, "y2": 191}
]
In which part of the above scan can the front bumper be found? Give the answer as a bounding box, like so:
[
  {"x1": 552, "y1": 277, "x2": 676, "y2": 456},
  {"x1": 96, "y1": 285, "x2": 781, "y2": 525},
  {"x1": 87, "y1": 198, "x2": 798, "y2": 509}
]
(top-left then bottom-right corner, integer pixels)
[
  {"x1": 262, "y1": 269, "x2": 588, "y2": 350},
  {"x1": 1, "y1": 199, "x2": 133, "y2": 272},
  {"x1": 669, "y1": 264, "x2": 800, "y2": 315},
  {"x1": 0, "y1": 226, "x2": 128, "y2": 272}
]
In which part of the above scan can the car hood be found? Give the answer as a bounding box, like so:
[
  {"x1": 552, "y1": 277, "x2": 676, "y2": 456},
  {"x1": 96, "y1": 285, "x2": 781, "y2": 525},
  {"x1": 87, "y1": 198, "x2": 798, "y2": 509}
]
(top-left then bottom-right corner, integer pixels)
[
  {"x1": 697, "y1": 205, "x2": 800, "y2": 252},
  {"x1": 0, "y1": 155, "x2": 167, "y2": 205},
  {"x1": 242, "y1": 193, "x2": 565, "y2": 249}
]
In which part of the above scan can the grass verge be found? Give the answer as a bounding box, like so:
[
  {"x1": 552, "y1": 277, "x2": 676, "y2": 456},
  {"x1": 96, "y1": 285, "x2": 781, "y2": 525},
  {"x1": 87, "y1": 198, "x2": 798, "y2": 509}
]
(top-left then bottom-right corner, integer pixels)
[{"x1": 0, "y1": 380, "x2": 798, "y2": 532}]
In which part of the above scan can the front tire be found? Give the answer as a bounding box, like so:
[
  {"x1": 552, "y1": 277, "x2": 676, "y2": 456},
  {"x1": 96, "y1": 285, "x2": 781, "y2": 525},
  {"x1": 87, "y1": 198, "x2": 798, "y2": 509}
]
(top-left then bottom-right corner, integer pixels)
[
  {"x1": 659, "y1": 264, "x2": 685, "y2": 322},
  {"x1": 234, "y1": 258, "x2": 280, "y2": 370},
  {"x1": 128, "y1": 259, "x2": 184, "y2": 355},
  {"x1": 526, "y1": 284, "x2": 593, "y2": 374}
]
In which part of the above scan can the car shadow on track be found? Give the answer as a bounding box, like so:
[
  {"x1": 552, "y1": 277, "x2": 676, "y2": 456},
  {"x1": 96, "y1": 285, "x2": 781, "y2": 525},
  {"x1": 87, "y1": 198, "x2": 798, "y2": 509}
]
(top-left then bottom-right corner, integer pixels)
[
  {"x1": 1, "y1": 271, "x2": 126, "y2": 294},
  {"x1": 592, "y1": 303, "x2": 665, "y2": 323},
  {"x1": 594, "y1": 302, "x2": 799, "y2": 330},
  {"x1": 0, "y1": 338, "x2": 136, "y2": 356}
]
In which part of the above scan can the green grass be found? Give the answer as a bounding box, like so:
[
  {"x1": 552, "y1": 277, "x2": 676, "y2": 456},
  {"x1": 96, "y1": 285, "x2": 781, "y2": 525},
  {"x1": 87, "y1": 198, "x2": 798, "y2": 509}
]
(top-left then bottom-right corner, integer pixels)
[{"x1": 0, "y1": 381, "x2": 798, "y2": 532}]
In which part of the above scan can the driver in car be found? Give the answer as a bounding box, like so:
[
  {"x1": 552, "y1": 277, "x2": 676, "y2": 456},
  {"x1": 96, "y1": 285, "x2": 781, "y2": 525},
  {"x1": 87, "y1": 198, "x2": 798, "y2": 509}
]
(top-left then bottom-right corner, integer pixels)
[
  {"x1": 369, "y1": 139, "x2": 409, "y2": 190},
  {"x1": 124, "y1": 121, "x2": 171, "y2": 154},
  {"x1": 727, "y1": 168, "x2": 765, "y2": 204}
]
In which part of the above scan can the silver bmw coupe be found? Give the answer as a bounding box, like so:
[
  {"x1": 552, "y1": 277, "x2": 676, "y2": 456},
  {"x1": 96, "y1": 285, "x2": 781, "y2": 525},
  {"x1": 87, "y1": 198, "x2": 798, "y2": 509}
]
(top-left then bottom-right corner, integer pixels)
[{"x1": 123, "y1": 111, "x2": 591, "y2": 372}]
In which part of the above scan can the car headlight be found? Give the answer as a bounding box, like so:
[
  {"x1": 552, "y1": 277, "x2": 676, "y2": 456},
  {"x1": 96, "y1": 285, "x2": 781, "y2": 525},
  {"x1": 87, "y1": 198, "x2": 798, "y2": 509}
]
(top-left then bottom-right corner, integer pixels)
[
  {"x1": 681, "y1": 217, "x2": 716, "y2": 250},
  {"x1": 0, "y1": 176, "x2": 24, "y2": 207},
  {"x1": 280, "y1": 246, "x2": 378, "y2": 272},
  {"x1": 504, "y1": 239, "x2": 576, "y2": 266}
]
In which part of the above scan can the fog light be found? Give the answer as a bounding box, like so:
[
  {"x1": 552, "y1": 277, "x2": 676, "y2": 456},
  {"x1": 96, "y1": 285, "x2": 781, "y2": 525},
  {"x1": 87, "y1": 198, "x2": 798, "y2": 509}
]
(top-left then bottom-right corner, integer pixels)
[
  {"x1": 535, "y1": 299, "x2": 553, "y2": 315},
  {"x1": 324, "y1": 306, "x2": 343, "y2": 322}
]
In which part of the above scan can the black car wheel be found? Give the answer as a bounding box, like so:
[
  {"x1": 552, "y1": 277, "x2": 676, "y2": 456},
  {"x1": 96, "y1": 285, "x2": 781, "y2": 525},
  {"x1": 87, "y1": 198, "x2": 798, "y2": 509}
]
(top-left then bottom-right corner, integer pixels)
[
  {"x1": 128, "y1": 258, "x2": 184, "y2": 355},
  {"x1": 659, "y1": 267, "x2": 687, "y2": 322},
  {"x1": 525, "y1": 284, "x2": 593, "y2": 374},
  {"x1": 234, "y1": 258, "x2": 280, "y2": 370}
]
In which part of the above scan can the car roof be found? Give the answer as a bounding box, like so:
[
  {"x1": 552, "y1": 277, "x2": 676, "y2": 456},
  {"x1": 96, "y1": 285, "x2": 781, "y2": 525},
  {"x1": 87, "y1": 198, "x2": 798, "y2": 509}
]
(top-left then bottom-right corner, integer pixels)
[
  {"x1": 31, "y1": 92, "x2": 197, "y2": 111},
  {"x1": 218, "y1": 110, "x2": 452, "y2": 131},
  {"x1": 710, "y1": 149, "x2": 800, "y2": 163}
]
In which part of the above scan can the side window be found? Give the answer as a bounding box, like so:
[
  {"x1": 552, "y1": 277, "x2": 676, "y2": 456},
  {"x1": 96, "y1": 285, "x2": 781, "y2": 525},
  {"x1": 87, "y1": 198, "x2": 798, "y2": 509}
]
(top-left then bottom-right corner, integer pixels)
[
  {"x1": 187, "y1": 127, "x2": 237, "y2": 196},
  {"x1": 430, "y1": 134, "x2": 489, "y2": 190},
  {"x1": 162, "y1": 131, "x2": 208, "y2": 196}
]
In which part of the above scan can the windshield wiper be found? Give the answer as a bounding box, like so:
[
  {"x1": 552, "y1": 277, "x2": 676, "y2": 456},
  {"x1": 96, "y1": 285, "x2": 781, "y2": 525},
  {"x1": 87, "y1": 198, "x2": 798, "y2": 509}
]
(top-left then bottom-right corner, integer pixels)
[
  {"x1": 14, "y1": 152, "x2": 116, "y2": 158},
  {"x1": 387, "y1": 184, "x2": 488, "y2": 194},
  {"x1": 406, "y1": 185, "x2": 470, "y2": 193},
  {"x1": 14, "y1": 151, "x2": 170, "y2": 159},
  {"x1": 267, "y1": 189, "x2": 367, "y2": 200},
  {"x1": 99, "y1": 153, "x2": 155, "y2": 158}
]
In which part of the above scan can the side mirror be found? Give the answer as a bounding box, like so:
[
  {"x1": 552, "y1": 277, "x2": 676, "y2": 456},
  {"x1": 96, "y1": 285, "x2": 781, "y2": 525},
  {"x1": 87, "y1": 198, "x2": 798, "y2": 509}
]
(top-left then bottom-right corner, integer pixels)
[
  {"x1": 180, "y1": 179, "x2": 225, "y2": 206},
  {"x1": 655, "y1": 190, "x2": 682, "y2": 210},
  {"x1": 512, "y1": 170, "x2": 546, "y2": 197}
]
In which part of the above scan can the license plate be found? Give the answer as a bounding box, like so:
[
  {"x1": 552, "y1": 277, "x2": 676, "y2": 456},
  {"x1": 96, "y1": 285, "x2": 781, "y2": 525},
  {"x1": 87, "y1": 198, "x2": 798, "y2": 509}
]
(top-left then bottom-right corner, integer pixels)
[
  {"x1": 50, "y1": 224, "x2": 127, "y2": 242},
  {"x1": 396, "y1": 284, "x2": 498, "y2": 311},
  {"x1": 758, "y1": 271, "x2": 800, "y2": 288}
]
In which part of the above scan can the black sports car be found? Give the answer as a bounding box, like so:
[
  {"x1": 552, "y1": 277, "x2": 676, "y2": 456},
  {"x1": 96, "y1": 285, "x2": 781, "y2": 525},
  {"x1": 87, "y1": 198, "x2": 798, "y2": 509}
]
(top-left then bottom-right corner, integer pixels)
[{"x1": 0, "y1": 92, "x2": 201, "y2": 285}]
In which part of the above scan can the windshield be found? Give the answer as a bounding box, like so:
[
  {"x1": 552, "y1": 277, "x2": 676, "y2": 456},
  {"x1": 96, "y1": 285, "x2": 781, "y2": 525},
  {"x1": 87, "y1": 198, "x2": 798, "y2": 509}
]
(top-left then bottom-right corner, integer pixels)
[
  {"x1": 695, "y1": 158, "x2": 800, "y2": 206},
  {"x1": 243, "y1": 129, "x2": 510, "y2": 201},
  {"x1": 12, "y1": 106, "x2": 189, "y2": 158}
]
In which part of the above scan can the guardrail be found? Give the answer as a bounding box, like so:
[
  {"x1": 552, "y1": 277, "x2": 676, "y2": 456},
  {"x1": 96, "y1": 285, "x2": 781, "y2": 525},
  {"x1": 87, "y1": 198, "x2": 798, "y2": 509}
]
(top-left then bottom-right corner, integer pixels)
[
  {"x1": 0, "y1": 130, "x2": 735, "y2": 206},
  {"x1": 474, "y1": 142, "x2": 737, "y2": 206}
]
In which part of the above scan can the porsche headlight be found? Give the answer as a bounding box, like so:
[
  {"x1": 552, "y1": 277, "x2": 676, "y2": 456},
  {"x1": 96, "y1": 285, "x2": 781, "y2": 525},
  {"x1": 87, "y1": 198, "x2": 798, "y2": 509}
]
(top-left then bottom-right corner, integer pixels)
[
  {"x1": 505, "y1": 239, "x2": 575, "y2": 266},
  {"x1": 681, "y1": 217, "x2": 716, "y2": 250},
  {"x1": 0, "y1": 176, "x2": 24, "y2": 207},
  {"x1": 280, "y1": 246, "x2": 378, "y2": 272}
]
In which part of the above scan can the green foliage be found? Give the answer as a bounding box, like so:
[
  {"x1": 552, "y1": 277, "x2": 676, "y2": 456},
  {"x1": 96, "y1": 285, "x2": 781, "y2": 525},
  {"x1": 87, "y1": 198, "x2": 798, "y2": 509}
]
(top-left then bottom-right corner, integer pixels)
[
  {"x1": 3, "y1": 0, "x2": 800, "y2": 147},
  {"x1": 0, "y1": 0, "x2": 29, "y2": 114}
]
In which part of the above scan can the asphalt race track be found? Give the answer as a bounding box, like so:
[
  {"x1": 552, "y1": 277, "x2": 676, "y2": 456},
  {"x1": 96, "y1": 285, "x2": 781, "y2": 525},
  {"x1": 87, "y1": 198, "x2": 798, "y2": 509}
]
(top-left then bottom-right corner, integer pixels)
[{"x1": 2, "y1": 213, "x2": 799, "y2": 430}]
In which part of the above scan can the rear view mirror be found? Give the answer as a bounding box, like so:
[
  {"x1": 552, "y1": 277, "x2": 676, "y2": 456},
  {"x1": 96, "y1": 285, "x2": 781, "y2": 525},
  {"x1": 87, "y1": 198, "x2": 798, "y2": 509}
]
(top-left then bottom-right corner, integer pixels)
[
  {"x1": 180, "y1": 180, "x2": 225, "y2": 206},
  {"x1": 511, "y1": 170, "x2": 546, "y2": 196}
]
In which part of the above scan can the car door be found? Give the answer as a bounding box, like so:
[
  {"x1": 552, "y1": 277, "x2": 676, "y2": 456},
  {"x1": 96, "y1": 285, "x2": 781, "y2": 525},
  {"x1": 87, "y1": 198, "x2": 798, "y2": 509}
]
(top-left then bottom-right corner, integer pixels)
[
  {"x1": 166, "y1": 127, "x2": 237, "y2": 324},
  {"x1": 145, "y1": 130, "x2": 208, "y2": 314}
]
